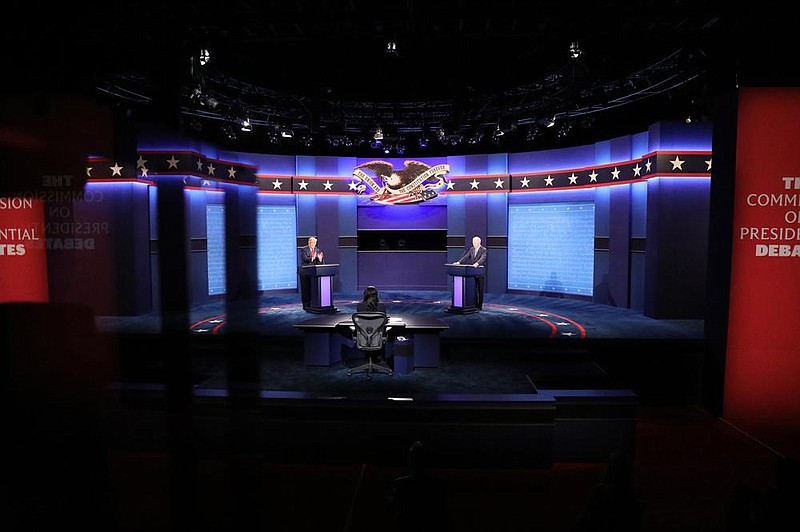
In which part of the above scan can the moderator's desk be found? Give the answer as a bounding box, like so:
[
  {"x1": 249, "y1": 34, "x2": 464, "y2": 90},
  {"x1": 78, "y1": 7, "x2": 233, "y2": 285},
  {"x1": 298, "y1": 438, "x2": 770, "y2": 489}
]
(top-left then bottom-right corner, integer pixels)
[{"x1": 293, "y1": 315, "x2": 449, "y2": 372}]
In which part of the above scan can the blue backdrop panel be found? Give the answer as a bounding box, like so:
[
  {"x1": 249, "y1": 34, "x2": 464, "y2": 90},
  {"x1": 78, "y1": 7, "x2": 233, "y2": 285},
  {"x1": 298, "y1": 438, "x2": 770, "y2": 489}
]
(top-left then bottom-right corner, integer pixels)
[
  {"x1": 257, "y1": 205, "x2": 297, "y2": 290},
  {"x1": 508, "y1": 203, "x2": 595, "y2": 296},
  {"x1": 207, "y1": 204, "x2": 226, "y2": 295},
  {"x1": 487, "y1": 192, "x2": 508, "y2": 293},
  {"x1": 358, "y1": 251, "x2": 447, "y2": 290},
  {"x1": 337, "y1": 194, "x2": 358, "y2": 292},
  {"x1": 608, "y1": 185, "x2": 632, "y2": 308},
  {"x1": 357, "y1": 203, "x2": 447, "y2": 229}
]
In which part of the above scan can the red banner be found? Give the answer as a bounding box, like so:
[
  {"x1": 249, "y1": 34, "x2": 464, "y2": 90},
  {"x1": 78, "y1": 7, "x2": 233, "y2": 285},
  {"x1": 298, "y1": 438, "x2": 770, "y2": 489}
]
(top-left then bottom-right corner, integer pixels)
[
  {"x1": 0, "y1": 196, "x2": 48, "y2": 302},
  {"x1": 724, "y1": 88, "x2": 800, "y2": 424}
]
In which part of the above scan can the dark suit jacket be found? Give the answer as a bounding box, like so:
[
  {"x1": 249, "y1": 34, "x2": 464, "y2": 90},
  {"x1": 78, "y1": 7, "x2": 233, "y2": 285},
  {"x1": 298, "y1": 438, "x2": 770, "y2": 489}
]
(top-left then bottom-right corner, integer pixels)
[
  {"x1": 356, "y1": 302, "x2": 387, "y2": 313},
  {"x1": 298, "y1": 245, "x2": 324, "y2": 273},
  {"x1": 456, "y1": 245, "x2": 487, "y2": 266}
]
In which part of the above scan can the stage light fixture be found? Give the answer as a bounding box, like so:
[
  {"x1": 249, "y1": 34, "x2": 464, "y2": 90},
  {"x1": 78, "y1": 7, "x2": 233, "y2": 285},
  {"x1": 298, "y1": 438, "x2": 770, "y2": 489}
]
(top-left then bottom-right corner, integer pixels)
[
  {"x1": 280, "y1": 128, "x2": 294, "y2": 138},
  {"x1": 222, "y1": 125, "x2": 237, "y2": 140},
  {"x1": 386, "y1": 41, "x2": 397, "y2": 56},
  {"x1": 373, "y1": 127, "x2": 384, "y2": 140},
  {"x1": 240, "y1": 117, "x2": 252, "y2": 132},
  {"x1": 526, "y1": 125, "x2": 541, "y2": 141},
  {"x1": 569, "y1": 41, "x2": 582, "y2": 59},
  {"x1": 199, "y1": 48, "x2": 211, "y2": 66}
]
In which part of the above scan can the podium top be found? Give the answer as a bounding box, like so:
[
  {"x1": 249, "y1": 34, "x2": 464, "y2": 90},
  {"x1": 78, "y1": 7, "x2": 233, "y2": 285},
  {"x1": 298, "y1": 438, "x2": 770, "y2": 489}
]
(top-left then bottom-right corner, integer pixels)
[
  {"x1": 445, "y1": 263, "x2": 484, "y2": 276},
  {"x1": 299, "y1": 263, "x2": 339, "y2": 275}
]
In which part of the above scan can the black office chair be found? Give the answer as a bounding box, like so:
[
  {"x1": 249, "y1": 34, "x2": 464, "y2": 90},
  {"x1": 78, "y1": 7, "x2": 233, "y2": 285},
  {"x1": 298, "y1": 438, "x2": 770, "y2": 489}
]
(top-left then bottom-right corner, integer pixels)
[{"x1": 348, "y1": 312, "x2": 393, "y2": 378}]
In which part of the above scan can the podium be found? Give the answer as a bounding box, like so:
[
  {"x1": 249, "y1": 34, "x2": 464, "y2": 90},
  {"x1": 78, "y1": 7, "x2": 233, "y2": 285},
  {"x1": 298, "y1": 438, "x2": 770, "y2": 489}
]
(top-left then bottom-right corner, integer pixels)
[
  {"x1": 445, "y1": 263, "x2": 484, "y2": 314},
  {"x1": 299, "y1": 263, "x2": 339, "y2": 314}
]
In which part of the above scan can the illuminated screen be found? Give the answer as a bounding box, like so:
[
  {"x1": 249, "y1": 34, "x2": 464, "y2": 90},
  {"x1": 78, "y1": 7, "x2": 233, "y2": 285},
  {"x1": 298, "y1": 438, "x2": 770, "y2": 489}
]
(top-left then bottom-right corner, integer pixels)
[
  {"x1": 507, "y1": 202, "x2": 595, "y2": 296},
  {"x1": 207, "y1": 204, "x2": 226, "y2": 295},
  {"x1": 257, "y1": 205, "x2": 298, "y2": 290}
]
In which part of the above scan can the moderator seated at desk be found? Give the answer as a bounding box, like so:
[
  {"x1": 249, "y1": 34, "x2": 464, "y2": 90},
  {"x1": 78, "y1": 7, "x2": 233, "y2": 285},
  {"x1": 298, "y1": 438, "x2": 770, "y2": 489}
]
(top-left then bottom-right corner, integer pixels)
[{"x1": 293, "y1": 314, "x2": 449, "y2": 371}]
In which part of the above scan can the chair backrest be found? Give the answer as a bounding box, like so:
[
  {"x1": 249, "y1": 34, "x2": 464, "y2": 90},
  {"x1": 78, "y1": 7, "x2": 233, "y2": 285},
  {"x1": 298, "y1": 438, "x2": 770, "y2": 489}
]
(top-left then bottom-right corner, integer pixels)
[{"x1": 351, "y1": 312, "x2": 389, "y2": 351}]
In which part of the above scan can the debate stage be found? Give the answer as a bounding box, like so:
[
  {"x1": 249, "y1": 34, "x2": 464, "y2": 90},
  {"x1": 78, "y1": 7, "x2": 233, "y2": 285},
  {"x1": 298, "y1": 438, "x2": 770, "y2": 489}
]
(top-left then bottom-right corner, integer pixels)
[{"x1": 94, "y1": 291, "x2": 705, "y2": 467}]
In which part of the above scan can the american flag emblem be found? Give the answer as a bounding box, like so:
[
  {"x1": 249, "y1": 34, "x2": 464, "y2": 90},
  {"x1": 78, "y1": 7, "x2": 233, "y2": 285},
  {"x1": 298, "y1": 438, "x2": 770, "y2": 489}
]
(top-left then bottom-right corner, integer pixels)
[
  {"x1": 370, "y1": 188, "x2": 439, "y2": 205},
  {"x1": 352, "y1": 160, "x2": 449, "y2": 205}
]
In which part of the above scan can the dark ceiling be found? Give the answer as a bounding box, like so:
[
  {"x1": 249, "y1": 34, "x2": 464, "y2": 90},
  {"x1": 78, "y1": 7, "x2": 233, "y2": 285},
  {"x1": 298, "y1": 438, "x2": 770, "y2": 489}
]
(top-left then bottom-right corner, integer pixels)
[{"x1": 4, "y1": 1, "x2": 798, "y2": 157}]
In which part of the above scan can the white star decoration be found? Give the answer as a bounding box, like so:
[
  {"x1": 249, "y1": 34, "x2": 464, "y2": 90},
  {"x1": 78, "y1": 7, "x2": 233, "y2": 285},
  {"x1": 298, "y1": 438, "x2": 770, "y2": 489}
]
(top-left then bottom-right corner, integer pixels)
[{"x1": 123, "y1": 151, "x2": 705, "y2": 194}]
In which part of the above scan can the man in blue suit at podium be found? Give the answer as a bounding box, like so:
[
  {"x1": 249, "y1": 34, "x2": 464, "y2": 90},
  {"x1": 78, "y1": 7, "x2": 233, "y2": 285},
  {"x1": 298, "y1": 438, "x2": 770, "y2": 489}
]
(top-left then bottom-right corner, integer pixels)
[{"x1": 454, "y1": 235, "x2": 487, "y2": 309}]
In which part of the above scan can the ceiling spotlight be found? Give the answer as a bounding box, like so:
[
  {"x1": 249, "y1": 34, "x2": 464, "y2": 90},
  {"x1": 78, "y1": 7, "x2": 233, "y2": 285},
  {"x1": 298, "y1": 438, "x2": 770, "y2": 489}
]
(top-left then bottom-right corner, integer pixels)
[
  {"x1": 468, "y1": 132, "x2": 482, "y2": 145},
  {"x1": 199, "y1": 48, "x2": 211, "y2": 66},
  {"x1": 222, "y1": 125, "x2": 237, "y2": 141},
  {"x1": 544, "y1": 116, "x2": 556, "y2": 128},
  {"x1": 373, "y1": 127, "x2": 384, "y2": 140},
  {"x1": 526, "y1": 125, "x2": 541, "y2": 141},
  {"x1": 569, "y1": 41, "x2": 582, "y2": 59},
  {"x1": 386, "y1": 41, "x2": 398, "y2": 56},
  {"x1": 280, "y1": 128, "x2": 294, "y2": 138},
  {"x1": 493, "y1": 124, "x2": 505, "y2": 138},
  {"x1": 240, "y1": 118, "x2": 252, "y2": 132}
]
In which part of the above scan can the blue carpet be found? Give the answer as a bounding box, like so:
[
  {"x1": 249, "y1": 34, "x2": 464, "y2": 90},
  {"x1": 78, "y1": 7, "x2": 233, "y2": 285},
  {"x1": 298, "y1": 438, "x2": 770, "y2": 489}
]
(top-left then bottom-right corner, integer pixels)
[{"x1": 97, "y1": 290, "x2": 704, "y2": 340}]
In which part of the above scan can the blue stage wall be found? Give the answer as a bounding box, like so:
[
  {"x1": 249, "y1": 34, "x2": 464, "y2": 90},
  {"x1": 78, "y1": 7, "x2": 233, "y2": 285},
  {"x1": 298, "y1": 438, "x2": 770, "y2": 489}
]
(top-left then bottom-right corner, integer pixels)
[{"x1": 46, "y1": 119, "x2": 711, "y2": 319}]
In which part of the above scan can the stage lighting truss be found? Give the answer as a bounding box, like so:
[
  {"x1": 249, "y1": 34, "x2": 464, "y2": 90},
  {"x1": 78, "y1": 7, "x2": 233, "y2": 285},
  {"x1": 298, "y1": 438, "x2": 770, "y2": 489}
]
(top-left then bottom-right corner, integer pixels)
[{"x1": 97, "y1": 46, "x2": 704, "y2": 155}]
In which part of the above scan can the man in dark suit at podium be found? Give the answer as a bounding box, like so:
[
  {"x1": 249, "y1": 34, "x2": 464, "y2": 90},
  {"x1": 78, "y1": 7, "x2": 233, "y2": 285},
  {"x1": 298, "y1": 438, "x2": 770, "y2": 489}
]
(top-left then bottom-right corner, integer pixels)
[
  {"x1": 454, "y1": 235, "x2": 487, "y2": 309},
  {"x1": 298, "y1": 236, "x2": 324, "y2": 310}
]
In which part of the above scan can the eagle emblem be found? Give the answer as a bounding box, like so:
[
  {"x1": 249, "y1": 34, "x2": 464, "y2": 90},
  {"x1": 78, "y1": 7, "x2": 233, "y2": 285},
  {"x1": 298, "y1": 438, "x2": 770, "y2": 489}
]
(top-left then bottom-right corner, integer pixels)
[{"x1": 352, "y1": 160, "x2": 450, "y2": 205}]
